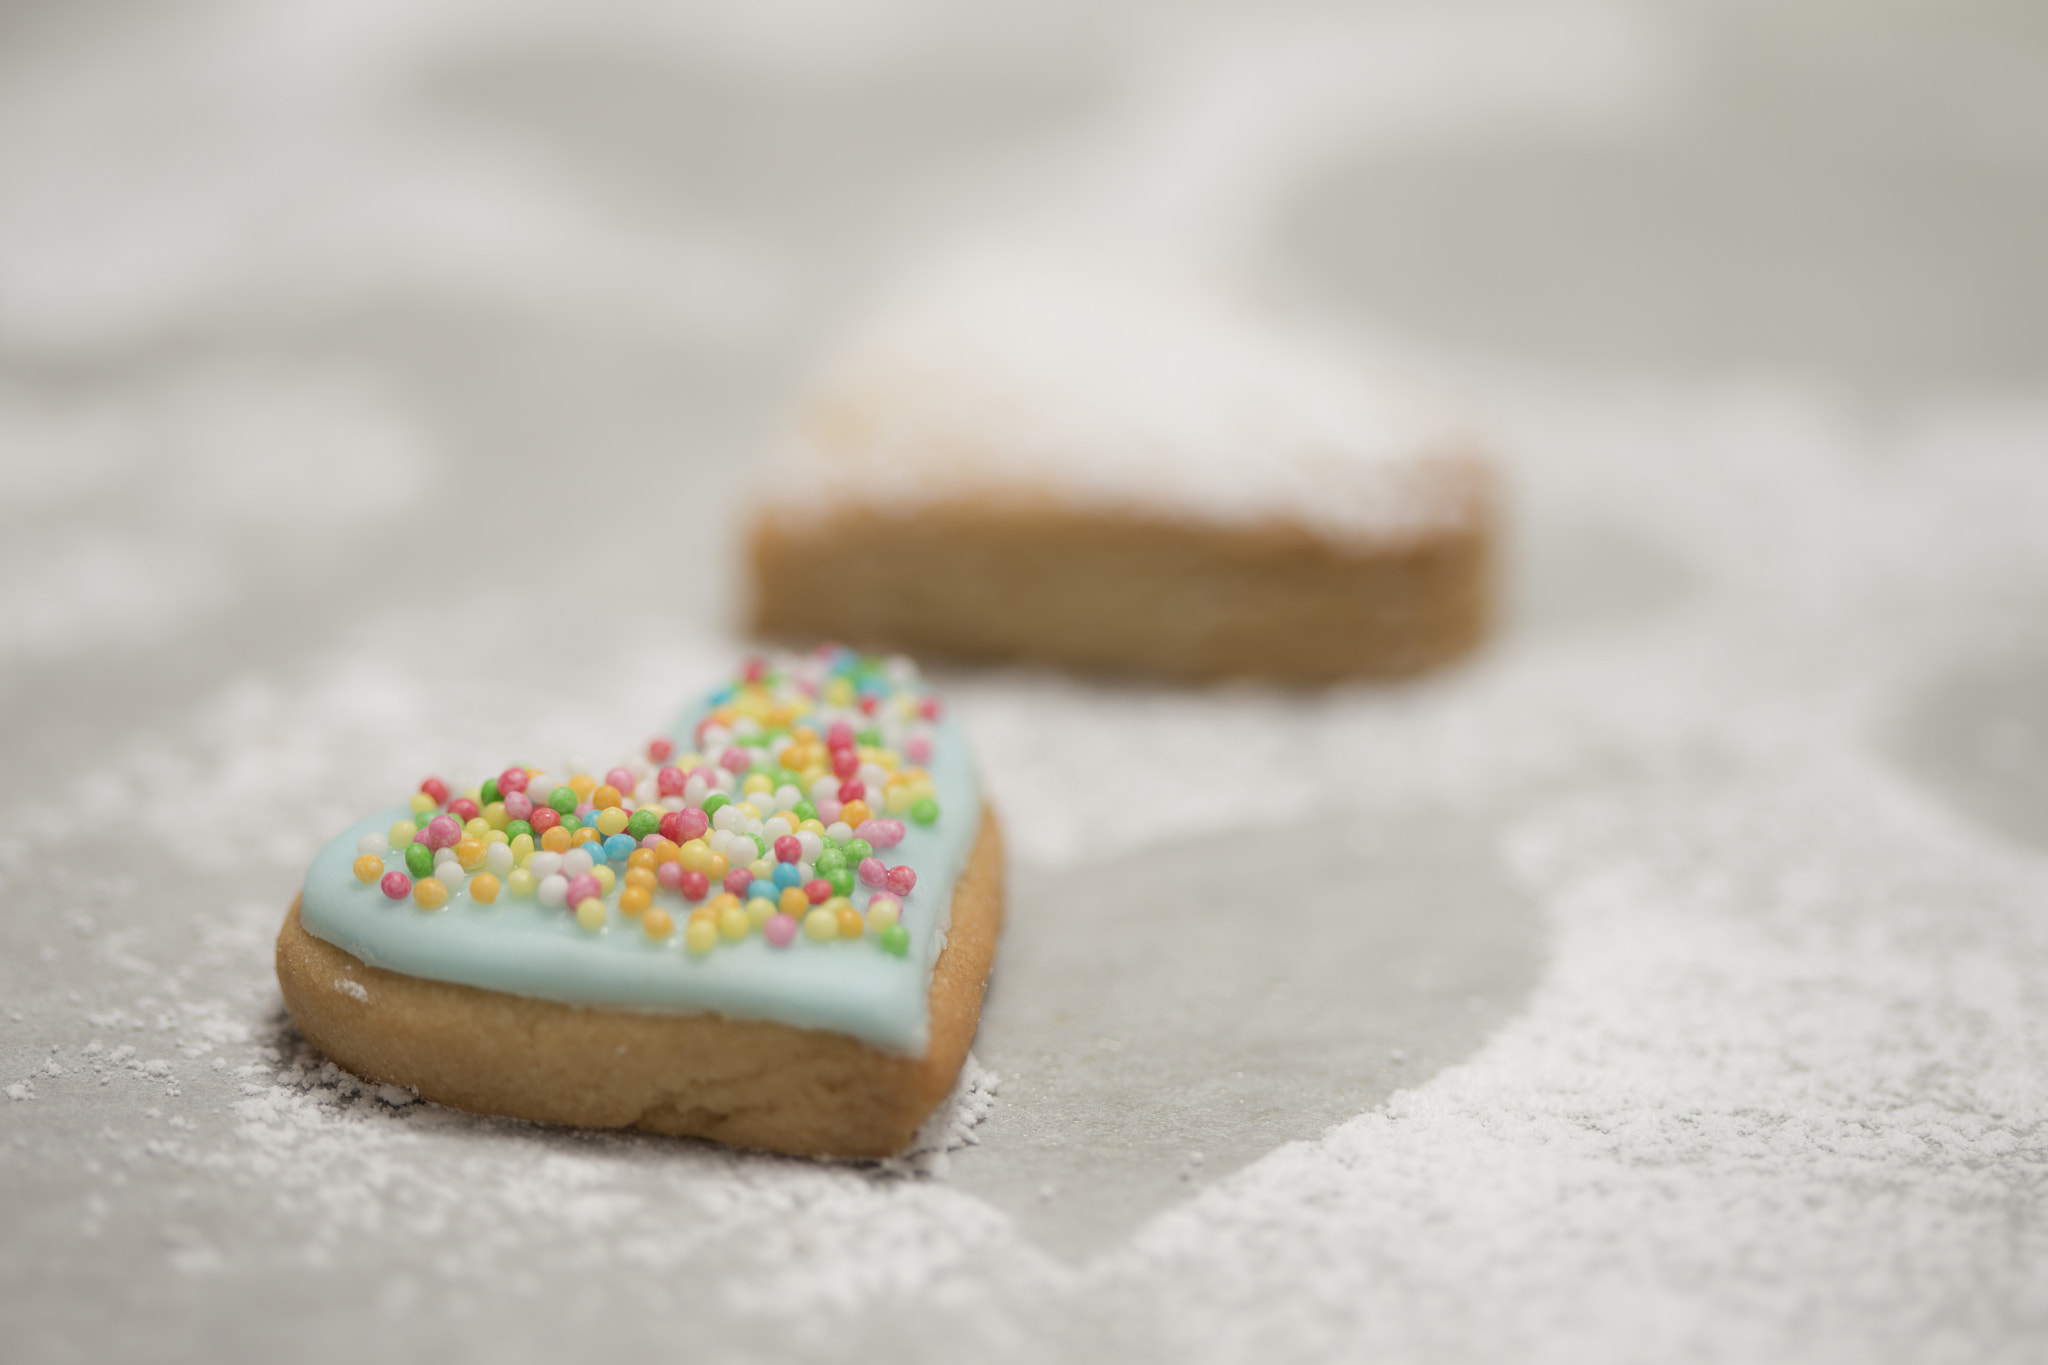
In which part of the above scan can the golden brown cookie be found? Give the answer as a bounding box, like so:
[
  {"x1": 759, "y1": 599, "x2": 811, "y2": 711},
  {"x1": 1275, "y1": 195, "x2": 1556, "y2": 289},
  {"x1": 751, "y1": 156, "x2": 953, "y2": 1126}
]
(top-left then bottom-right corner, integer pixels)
[
  {"x1": 278, "y1": 806, "x2": 1002, "y2": 1158},
  {"x1": 750, "y1": 252, "x2": 1496, "y2": 683}
]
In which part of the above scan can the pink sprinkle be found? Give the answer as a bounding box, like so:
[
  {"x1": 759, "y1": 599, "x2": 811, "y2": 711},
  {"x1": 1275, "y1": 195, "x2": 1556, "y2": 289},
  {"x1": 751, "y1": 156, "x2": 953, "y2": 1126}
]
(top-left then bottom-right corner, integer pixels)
[
  {"x1": 603, "y1": 767, "x2": 633, "y2": 793},
  {"x1": 425, "y1": 815, "x2": 461, "y2": 849},
  {"x1": 831, "y1": 749, "x2": 860, "y2": 780},
  {"x1": 873, "y1": 819, "x2": 906, "y2": 850},
  {"x1": 503, "y1": 792, "x2": 533, "y2": 821},
  {"x1": 574, "y1": 802, "x2": 595, "y2": 820},
  {"x1": 640, "y1": 833, "x2": 664, "y2": 849},
  {"x1": 919, "y1": 697, "x2": 943, "y2": 721},
  {"x1": 838, "y1": 779, "x2": 865, "y2": 803},
  {"x1": 817, "y1": 799, "x2": 843, "y2": 825},
  {"x1": 904, "y1": 735, "x2": 932, "y2": 765},
  {"x1": 859, "y1": 696, "x2": 878, "y2": 716},
  {"x1": 854, "y1": 819, "x2": 883, "y2": 844},
  {"x1": 720, "y1": 747, "x2": 751, "y2": 774},
  {"x1": 723, "y1": 868, "x2": 753, "y2": 896},
  {"x1": 804, "y1": 878, "x2": 832, "y2": 904},
  {"x1": 380, "y1": 871, "x2": 411, "y2": 899},
  {"x1": 497, "y1": 768, "x2": 529, "y2": 795},
  {"x1": 688, "y1": 765, "x2": 719, "y2": 788},
  {"x1": 773, "y1": 835, "x2": 801, "y2": 863},
  {"x1": 447, "y1": 797, "x2": 480, "y2": 822},
  {"x1": 679, "y1": 870, "x2": 709, "y2": 900},
  {"x1": 885, "y1": 865, "x2": 917, "y2": 896},
  {"x1": 826, "y1": 721, "x2": 855, "y2": 749},
  {"x1": 673, "y1": 807, "x2": 709, "y2": 842},
  {"x1": 764, "y1": 913, "x2": 798, "y2": 947},
  {"x1": 858, "y1": 857, "x2": 888, "y2": 889},
  {"x1": 743, "y1": 656, "x2": 768, "y2": 684},
  {"x1": 646, "y1": 737, "x2": 674, "y2": 764},
  {"x1": 656, "y1": 766, "x2": 686, "y2": 797},
  {"x1": 420, "y1": 776, "x2": 449, "y2": 804},
  {"x1": 656, "y1": 862, "x2": 684, "y2": 890},
  {"x1": 566, "y1": 874, "x2": 601, "y2": 905}
]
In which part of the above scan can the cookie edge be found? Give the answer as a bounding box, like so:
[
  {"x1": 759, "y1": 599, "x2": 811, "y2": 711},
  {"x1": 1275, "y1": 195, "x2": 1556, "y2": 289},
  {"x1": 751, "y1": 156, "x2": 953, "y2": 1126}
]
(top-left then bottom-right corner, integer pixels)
[
  {"x1": 277, "y1": 806, "x2": 1004, "y2": 1158},
  {"x1": 748, "y1": 470, "x2": 1496, "y2": 682}
]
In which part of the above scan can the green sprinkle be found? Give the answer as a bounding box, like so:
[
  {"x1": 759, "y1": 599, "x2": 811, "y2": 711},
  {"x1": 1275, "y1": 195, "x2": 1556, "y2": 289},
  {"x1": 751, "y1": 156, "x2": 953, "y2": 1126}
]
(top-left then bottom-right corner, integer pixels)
[
  {"x1": 856, "y1": 728, "x2": 882, "y2": 747},
  {"x1": 404, "y1": 843, "x2": 433, "y2": 879},
  {"x1": 815, "y1": 848, "x2": 847, "y2": 876},
  {"x1": 505, "y1": 819, "x2": 533, "y2": 842},
  {"x1": 626, "y1": 809, "x2": 660, "y2": 839},
  {"x1": 702, "y1": 793, "x2": 730, "y2": 816},
  {"x1": 792, "y1": 801, "x2": 818, "y2": 823},
  {"x1": 559, "y1": 813, "x2": 581, "y2": 833},
  {"x1": 480, "y1": 778, "x2": 500, "y2": 805},
  {"x1": 842, "y1": 838, "x2": 872, "y2": 862},
  {"x1": 826, "y1": 868, "x2": 855, "y2": 897},
  {"x1": 548, "y1": 786, "x2": 577, "y2": 814},
  {"x1": 911, "y1": 798, "x2": 940, "y2": 826},
  {"x1": 879, "y1": 924, "x2": 910, "y2": 957}
]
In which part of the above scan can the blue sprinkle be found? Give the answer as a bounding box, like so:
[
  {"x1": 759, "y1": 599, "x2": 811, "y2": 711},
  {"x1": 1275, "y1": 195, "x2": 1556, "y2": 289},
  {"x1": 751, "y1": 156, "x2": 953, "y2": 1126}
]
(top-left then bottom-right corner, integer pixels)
[
  {"x1": 748, "y1": 878, "x2": 779, "y2": 903},
  {"x1": 603, "y1": 833, "x2": 636, "y2": 862},
  {"x1": 772, "y1": 862, "x2": 803, "y2": 890}
]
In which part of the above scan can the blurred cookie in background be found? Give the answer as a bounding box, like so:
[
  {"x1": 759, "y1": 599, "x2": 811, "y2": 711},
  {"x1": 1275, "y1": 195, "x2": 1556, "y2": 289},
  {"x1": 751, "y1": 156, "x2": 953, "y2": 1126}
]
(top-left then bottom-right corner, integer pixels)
[{"x1": 748, "y1": 250, "x2": 1496, "y2": 683}]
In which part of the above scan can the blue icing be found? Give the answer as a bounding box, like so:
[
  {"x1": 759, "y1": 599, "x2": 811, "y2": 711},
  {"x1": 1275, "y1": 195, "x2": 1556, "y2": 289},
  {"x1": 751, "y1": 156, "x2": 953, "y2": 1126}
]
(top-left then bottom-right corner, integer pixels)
[{"x1": 298, "y1": 705, "x2": 979, "y2": 1055}]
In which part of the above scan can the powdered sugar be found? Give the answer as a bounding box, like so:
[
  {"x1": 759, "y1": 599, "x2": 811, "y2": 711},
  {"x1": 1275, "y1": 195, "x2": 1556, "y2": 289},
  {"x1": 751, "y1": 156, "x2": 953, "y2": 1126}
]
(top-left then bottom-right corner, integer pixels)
[{"x1": 774, "y1": 250, "x2": 1481, "y2": 540}]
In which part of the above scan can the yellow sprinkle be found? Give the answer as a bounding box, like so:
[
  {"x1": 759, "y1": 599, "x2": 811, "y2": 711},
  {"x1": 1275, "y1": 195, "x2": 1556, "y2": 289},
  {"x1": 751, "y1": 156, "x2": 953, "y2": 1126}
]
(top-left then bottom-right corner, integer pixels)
[
  {"x1": 803, "y1": 907, "x2": 839, "y2": 941},
  {"x1": 592, "y1": 865, "x2": 615, "y2": 893},
  {"x1": 464, "y1": 816, "x2": 491, "y2": 841},
  {"x1": 484, "y1": 829, "x2": 509, "y2": 846},
  {"x1": 509, "y1": 832, "x2": 535, "y2": 865},
  {"x1": 866, "y1": 899, "x2": 900, "y2": 931},
  {"x1": 685, "y1": 919, "x2": 717, "y2": 954},
  {"x1": 720, "y1": 904, "x2": 752, "y2": 940},
  {"x1": 455, "y1": 838, "x2": 486, "y2": 871},
  {"x1": 505, "y1": 868, "x2": 537, "y2": 897},
  {"x1": 388, "y1": 820, "x2": 417, "y2": 849},
  {"x1": 482, "y1": 802, "x2": 508, "y2": 830},
  {"x1": 746, "y1": 896, "x2": 777, "y2": 929},
  {"x1": 742, "y1": 773, "x2": 773, "y2": 796},
  {"x1": 409, "y1": 792, "x2": 435, "y2": 815},
  {"x1": 595, "y1": 807, "x2": 630, "y2": 837},
  {"x1": 575, "y1": 899, "x2": 606, "y2": 930}
]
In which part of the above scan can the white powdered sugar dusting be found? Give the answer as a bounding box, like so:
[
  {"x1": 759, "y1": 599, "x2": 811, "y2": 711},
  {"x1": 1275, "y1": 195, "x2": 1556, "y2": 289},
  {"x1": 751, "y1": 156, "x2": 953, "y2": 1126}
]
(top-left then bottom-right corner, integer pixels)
[{"x1": 774, "y1": 249, "x2": 1481, "y2": 540}]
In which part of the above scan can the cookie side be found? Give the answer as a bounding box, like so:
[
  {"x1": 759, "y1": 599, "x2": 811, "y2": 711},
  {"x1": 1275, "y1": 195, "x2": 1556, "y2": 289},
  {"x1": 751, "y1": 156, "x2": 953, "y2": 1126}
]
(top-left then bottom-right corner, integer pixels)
[
  {"x1": 750, "y1": 474, "x2": 1494, "y2": 683},
  {"x1": 277, "y1": 806, "x2": 1004, "y2": 1158}
]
